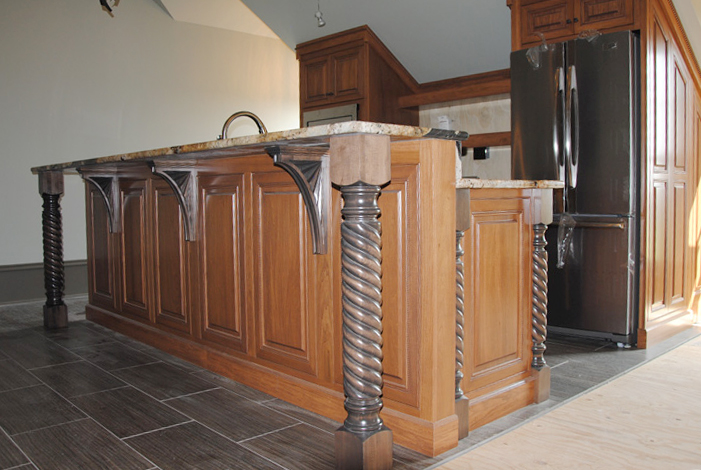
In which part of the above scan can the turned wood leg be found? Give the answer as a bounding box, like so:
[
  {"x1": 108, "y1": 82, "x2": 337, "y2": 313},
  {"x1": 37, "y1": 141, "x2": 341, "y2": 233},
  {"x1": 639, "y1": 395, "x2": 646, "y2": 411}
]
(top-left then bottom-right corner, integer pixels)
[
  {"x1": 335, "y1": 182, "x2": 392, "y2": 470},
  {"x1": 454, "y1": 230, "x2": 469, "y2": 439},
  {"x1": 39, "y1": 171, "x2": 68, "y2": 329},
  {"x1": 531, "y1": 223, "x2": 550, "y2": 403}
]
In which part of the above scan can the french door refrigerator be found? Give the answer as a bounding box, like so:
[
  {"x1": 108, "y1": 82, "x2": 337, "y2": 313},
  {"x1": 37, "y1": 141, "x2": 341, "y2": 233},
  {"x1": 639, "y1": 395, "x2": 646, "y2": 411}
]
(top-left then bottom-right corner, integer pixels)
[{"x1": 511, "y1": 30, "x2": 640, "y2": 345}]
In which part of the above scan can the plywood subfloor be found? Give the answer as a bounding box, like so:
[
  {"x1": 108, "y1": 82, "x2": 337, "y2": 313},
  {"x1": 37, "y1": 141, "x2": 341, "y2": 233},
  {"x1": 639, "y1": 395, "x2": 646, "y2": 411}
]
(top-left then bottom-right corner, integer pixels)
[{"x1": 436, "y1": 336, "x2": 701, "y2": 469}]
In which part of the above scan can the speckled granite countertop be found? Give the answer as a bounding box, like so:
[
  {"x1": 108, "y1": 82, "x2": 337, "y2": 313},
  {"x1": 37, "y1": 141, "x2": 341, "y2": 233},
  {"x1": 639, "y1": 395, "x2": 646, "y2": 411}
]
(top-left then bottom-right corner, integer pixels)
[
  {"x1": 455, "y1": 178, "x2": 564, "y2": 189},
  {"x1": 31, "y1": 121, "x2": 469, "y2": 174}
]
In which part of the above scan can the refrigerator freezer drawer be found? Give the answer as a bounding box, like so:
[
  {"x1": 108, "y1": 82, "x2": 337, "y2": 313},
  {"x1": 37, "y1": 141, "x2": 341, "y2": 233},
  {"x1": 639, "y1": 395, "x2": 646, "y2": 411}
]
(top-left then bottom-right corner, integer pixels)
[{"x1": 546, "y1": 216, "x2": 637, "y2": 337}]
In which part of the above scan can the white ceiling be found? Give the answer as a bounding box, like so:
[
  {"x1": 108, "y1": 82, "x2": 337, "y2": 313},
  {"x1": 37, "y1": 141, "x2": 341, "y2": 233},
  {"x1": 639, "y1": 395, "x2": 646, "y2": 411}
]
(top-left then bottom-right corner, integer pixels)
[{"x1": 156, "y1": 0, "x2": 701, "y2": 84}]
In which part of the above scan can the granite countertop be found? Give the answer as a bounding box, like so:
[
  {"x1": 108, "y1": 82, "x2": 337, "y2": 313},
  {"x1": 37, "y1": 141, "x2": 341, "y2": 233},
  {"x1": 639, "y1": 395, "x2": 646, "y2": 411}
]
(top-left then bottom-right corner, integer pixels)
[
  {"x1": 455, "y1": 178, "x2": 565, "y2": 189},
  {"x1": 31, "y1": 121, "x2": 469, "y2": 174}
]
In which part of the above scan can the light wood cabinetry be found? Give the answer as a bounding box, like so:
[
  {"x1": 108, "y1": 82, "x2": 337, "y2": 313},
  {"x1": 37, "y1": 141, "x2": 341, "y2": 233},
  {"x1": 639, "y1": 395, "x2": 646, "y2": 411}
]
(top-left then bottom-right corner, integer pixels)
[
  {"x1": 511, "y1": 0, "x2": 637, "y2": 49},
  {"x1": 297, "y1": 26, "x2": 419, "y2": 126}
]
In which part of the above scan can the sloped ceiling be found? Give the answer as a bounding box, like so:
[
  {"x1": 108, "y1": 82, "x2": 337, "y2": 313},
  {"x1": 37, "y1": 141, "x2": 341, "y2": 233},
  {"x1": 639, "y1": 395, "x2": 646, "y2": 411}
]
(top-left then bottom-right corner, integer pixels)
[{"x1": 156, "y1": 0, "x2": 701, "y2": 84}]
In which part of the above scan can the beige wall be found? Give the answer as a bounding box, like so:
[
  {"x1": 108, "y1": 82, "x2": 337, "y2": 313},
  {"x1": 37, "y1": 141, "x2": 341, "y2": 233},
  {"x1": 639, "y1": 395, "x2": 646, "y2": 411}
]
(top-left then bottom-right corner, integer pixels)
[
  {"x1": 0, "y1": 0, "x2": 299, "y2": 265},
  {"x1": 420, "y1": 94, "x2": 511, "y2": 180}
]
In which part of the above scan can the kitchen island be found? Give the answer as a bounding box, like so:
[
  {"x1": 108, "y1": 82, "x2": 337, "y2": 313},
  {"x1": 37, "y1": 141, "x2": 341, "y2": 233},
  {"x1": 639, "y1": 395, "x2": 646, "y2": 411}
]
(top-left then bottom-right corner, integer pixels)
[{"x1": 32, "y1": 122, "x2": 561, "y2": 467}]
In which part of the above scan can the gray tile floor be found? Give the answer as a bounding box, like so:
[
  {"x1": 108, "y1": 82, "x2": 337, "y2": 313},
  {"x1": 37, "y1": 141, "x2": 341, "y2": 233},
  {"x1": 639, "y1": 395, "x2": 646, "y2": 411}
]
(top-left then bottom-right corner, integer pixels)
[{"x1": 0, "y1": 296, "x2": 698, "y2": 470}]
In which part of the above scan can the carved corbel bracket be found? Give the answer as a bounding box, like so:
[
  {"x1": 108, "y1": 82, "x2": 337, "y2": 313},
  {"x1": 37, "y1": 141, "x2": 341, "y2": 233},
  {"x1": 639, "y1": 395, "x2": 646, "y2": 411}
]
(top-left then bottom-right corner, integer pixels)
[
  {"x1": 265, "y1": 145, "x2": 330, "y2": 255},
  {"x1": 78, "y1": 171, "x2": 121, "y2": 233},
  {"x1": 149, "y1": 162, "x2": 199, "y2": 242}
]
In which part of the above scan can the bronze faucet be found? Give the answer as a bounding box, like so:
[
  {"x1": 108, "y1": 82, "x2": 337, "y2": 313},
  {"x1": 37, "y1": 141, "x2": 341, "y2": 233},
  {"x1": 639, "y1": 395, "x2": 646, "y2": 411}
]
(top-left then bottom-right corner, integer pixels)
[{"x1": 218, "y1": 111, "x2": 267, "y2": 139}]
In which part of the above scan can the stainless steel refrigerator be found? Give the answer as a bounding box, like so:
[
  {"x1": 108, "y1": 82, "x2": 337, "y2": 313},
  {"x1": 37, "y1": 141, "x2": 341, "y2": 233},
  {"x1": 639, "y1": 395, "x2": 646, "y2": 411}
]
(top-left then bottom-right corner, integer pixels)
[{"x1": 511, "y1": 30, "x2": 640, "y2": 344}]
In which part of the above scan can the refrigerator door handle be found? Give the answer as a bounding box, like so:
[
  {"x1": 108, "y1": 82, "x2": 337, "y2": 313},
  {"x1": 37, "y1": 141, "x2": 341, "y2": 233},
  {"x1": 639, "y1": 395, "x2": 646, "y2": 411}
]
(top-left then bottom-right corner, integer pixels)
[
  {"x1": 566, "y1": 65, "x2": 580, "y2": 189},
  {"x1": 555, "y1": 67, "x2": 566, "y2": 182}
]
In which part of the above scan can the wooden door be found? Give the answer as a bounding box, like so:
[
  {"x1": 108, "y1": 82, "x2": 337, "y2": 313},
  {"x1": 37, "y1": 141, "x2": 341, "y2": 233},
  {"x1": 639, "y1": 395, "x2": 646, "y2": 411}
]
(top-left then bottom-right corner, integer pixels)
[
  {"x1": 331, "y1": 47, "x2": 363, "y2": 101},
  {"x1": 577, "y1": 0, "x2": 634, "y2": 31},
  {"x1": 519, "y1": 0, "x2": 574, "y2": 46},
  {"x1": 119, "y1": 179, "x2": 152, "y2": 322},
  {"x1": 86, "y1": 185, "x2": 117, "y2": 310},
  {"x1": 199, "y1": 173, "x2": 248, "y2": 352},
  {"x1": 151, "y1": 180, "x2": 191, "y2": 334}
]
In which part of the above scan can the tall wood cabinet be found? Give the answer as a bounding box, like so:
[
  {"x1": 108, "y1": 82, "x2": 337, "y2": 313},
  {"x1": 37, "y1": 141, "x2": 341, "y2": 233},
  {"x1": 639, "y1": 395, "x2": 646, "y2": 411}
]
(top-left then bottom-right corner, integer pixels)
[
  {"x1": 296, "y1": 26, "x2": 419, "y2": 127},
  {"x1": 509, "y1": 0, "x2": 701, "y2": 346}
]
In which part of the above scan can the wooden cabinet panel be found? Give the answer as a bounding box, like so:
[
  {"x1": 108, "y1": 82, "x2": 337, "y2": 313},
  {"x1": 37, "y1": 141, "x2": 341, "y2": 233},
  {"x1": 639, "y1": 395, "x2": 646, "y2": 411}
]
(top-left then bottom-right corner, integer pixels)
[
  {"x1": 199, "y1": 174, "x2": 247, "y2": 351},
  {"x1": 672, "y1": 183, "x2": 687, "y2": 302},
  {"x1": 302, "y1": 57, "x2": 330, "y2": 104},
  {"x1": 520, "y1": 0, "x2": 574, "y2": 45},
  {"x1": 651, "y1": 181, "x2": 667, "y2": 312},
  {"x1": 652, "y1": 16, "x2": 670, "y2": 171},
  {"x1": 86, "y1": 186, "x2": 116, "y2": 310},
  {"x1": 333, "y1": 48, "x2": 363, "y2": 99},
  {"x1": 119, "y1": 180, "x2": 151, "y2": 321},
  {"x1": 376, "y1": 165, "x2": 420, "y2": 407},
  {"x1": 463, "y1": 193, "x2": 530, "y2": 394},
  {"x1": 253, "y1": 172, "x2": 317, "y2": 376},
  {"x1": 152, "y1": 181, "x2": 190, "y2": 333},
  {"x1": 672, "y1": 56, "x2": 689, "y2": 172},
  {"x1": 579, "y1": 0, "x2": 634, "y2": 30}
]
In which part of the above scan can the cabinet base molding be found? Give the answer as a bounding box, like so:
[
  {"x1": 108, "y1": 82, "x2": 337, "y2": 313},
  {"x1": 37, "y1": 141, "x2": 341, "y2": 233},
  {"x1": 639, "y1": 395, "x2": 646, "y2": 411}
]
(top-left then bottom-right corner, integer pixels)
[
  {"x1": 86, "y1": 304, "x2": 457, "y2": 457},
  {"x1": 637, "y1": 309, "x2": 695, "y2": 349},
  {"x1": 467, "y1": 376, "x2": 536, "y2": 432}
]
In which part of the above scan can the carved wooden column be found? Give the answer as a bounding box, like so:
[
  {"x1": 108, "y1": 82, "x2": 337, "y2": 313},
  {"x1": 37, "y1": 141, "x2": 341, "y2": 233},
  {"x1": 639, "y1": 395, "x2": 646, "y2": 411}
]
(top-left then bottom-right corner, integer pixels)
[
  {"x1": 454, "y1": 189, "x2": 470, "y2": 439},
  {"x1": 39, "y1": 171, "x2": 68, "y2": 329},
  {"x1": 331, "y1": 134, "x2": 393, "y2": 470},
  {"x1": 531, "y1": 188, "x2": 553, "y2": 403}
]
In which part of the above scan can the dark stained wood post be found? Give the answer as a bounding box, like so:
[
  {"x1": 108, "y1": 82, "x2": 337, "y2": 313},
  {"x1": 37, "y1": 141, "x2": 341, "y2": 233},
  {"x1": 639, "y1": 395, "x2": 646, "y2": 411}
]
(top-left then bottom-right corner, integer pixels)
[
  {"x1": 454, "y1": 188, "x2": 470, "y2": 439},
  {"x1": 331, "y1": 134, "x2": 393, "y2": 470},
  {"x1": 39, "y1": 170, "x2": 68, "y2": 329}
]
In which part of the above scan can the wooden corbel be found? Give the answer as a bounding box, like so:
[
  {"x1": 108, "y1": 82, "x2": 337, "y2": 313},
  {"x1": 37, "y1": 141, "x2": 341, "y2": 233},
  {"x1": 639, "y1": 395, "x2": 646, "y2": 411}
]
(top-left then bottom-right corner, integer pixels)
[
  {"x1": 78, "y1": 171, "x2": 121, "y2": 233},
  {"x1": 265, "y1": 145, "x2": 330, "y2": 255},
  {"x1": 149, "y1": 162, "x2": 199, "y2": 242}
]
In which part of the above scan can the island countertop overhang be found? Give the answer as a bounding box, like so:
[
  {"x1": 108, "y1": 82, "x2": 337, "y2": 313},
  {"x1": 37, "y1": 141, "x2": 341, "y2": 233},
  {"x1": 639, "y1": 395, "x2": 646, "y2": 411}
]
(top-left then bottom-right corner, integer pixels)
[{"x1": 31, "y1": 121, "x2": 469, "y2": 174}]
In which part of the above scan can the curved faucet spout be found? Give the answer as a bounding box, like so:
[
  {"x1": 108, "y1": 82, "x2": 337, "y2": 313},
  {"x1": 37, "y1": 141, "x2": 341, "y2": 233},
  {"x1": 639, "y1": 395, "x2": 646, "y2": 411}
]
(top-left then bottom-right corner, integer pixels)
[{"x1": 218, "y1": 111, "x2": 267, "y2": 140}]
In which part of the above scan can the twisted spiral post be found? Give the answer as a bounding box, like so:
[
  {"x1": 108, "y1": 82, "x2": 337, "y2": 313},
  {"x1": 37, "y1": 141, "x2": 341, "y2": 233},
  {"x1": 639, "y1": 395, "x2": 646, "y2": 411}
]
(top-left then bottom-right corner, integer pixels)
[
  {"x1": 339, "y1": 183, "x2": 385, "y2": 434},
  {"x1": 455, "y1": 230, "x2": 466, "y2": 399},
  {"x1": 531, "y1": 223, "x2": 548, "y2": 370},
  {"x1": 42, "y1": 193, "x2": 65, "y2": 308}
]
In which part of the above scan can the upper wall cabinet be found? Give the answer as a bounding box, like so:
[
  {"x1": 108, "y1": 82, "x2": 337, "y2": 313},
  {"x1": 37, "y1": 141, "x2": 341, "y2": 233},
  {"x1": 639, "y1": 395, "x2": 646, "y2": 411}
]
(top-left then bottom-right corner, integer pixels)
[
  {"x1": 511, "y1": 0, "x2": 637, "y2": 49},
  {"x1": 296, "y1": 26, "x2": 420, "y2": 127}
]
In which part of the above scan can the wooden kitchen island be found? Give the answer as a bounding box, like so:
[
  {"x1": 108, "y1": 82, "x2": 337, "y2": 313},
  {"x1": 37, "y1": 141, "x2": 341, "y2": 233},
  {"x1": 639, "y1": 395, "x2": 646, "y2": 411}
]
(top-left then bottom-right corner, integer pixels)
[{"x1": 32, "y1": 122, "x2": 561, "y2": 467}]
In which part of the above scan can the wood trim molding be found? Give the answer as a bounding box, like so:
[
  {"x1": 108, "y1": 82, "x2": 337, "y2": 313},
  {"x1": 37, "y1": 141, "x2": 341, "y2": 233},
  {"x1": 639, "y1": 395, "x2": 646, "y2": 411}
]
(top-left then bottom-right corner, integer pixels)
[
  {"x1": 462, "y1": 132, "x2": 511, "y2": 149},
  {"x1": 398, "y1": 69, "x2": 511, "y2": 108},
  {"x1": 658, "y1": 0, "x2": 701, "y2": 94}
]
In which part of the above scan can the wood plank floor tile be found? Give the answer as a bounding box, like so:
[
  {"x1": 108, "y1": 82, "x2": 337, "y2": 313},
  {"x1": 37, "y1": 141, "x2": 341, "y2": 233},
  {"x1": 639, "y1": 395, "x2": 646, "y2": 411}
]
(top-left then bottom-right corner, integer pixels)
[
  {"x1": 0, "y1": 334, "x2": 81, "y2": 369},
  {"x1": 194, "y1": 370, "x2": 276, "y2": 402},
  {"x1": 30, "y1": 361, "x2": 126, "y2": 398},
  {"x1": 0, "y1": 430, "x2": 29, "y2": 469},
  {"x1": 0, "y1": 359, "x2": 40, "y2": 392},
  {"x1": 72, "y1": 342, "x2": 160, "y2": 371},
  {"x1": 70, "y1": 386, "x2": 190, "y2": 438},
  {"x1": 12, "y1": 419, "x2": 152, "y2": 470},
  {"x1": 240, "y1": 423, "x2": 334, "y2": 470},
  {"x1": 125, "y1": 422, "x2": 283, "y2": 470},
  {"x1": 0, "y1": 385, "x2": 86, "y2": 435},
  {"x1": 38, "y1": 323, "x2": 116, "y2": 350},
  {"x1": 111, "y1": 362, "x2": 216, "y2": 400},
  {"x1": 263, "y1": 398, "x2": 340, "y2": 433},
  {"x1": 167, "y1": 388, "x2": 298, "y2": 442}
]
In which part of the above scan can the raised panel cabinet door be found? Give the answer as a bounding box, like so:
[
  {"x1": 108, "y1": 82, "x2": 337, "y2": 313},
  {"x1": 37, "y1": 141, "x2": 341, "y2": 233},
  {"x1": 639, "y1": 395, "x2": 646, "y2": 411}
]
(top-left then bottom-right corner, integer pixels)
[
  {"x1": 519, "y1": 0, "x2": 574, "y2": 46},
  {"x1": 375, "y1": 164, "x2": 420, "y2": 408},
  {"x1": 577, "y1": 0, "x2": 634, "y2": 30},
  {"x1": 462, "y1": 193, "x2": 531, "y2": 394},
  {"x1": 86, "y1": 185, "x2": 116, "y2": 310},
  {"x1": 152, "y1": 180, "x2": 190, "y2": 334},
  {"x1": 199, "y1": 174, "x2": 247, "y2": 352},
  {"x1": 693, "y1": 100, "x2": 701, "y2": 302},
  {"x1": 301, "y1": 56, "x2": 331, "y2": 105},
  {"x1": 332, "y1": 47, "x2": 364, "y2": 100},
  {"x1": 252, "y1": 172, "x2": 318, "y2": 377},
  {"x1": 650, "y1": 180, "x2": 668, "y2": 314},
  {"x1": 119, "y1": 179, "x2": 152, "y2": 322}
]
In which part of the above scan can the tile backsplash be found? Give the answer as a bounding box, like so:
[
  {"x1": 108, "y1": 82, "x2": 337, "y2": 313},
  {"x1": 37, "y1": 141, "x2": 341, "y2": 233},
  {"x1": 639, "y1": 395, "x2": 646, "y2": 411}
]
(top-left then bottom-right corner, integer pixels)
[{"x1": 420, "y1": 94, "x2": 511, "y2": 180}]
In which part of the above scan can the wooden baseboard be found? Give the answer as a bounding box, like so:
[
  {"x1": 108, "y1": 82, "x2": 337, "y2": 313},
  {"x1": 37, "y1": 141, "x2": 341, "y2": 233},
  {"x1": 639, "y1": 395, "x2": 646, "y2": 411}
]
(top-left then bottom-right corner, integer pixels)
[
  {"x1": 86, "y1": 304, "x2": 458, "y2": 457},
  {"x1": 467, "y1": 377, "x2": 535, "y2": 431},
  {"x1": 637, "y1": 309, "x2": 695, "y2": 349}
]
